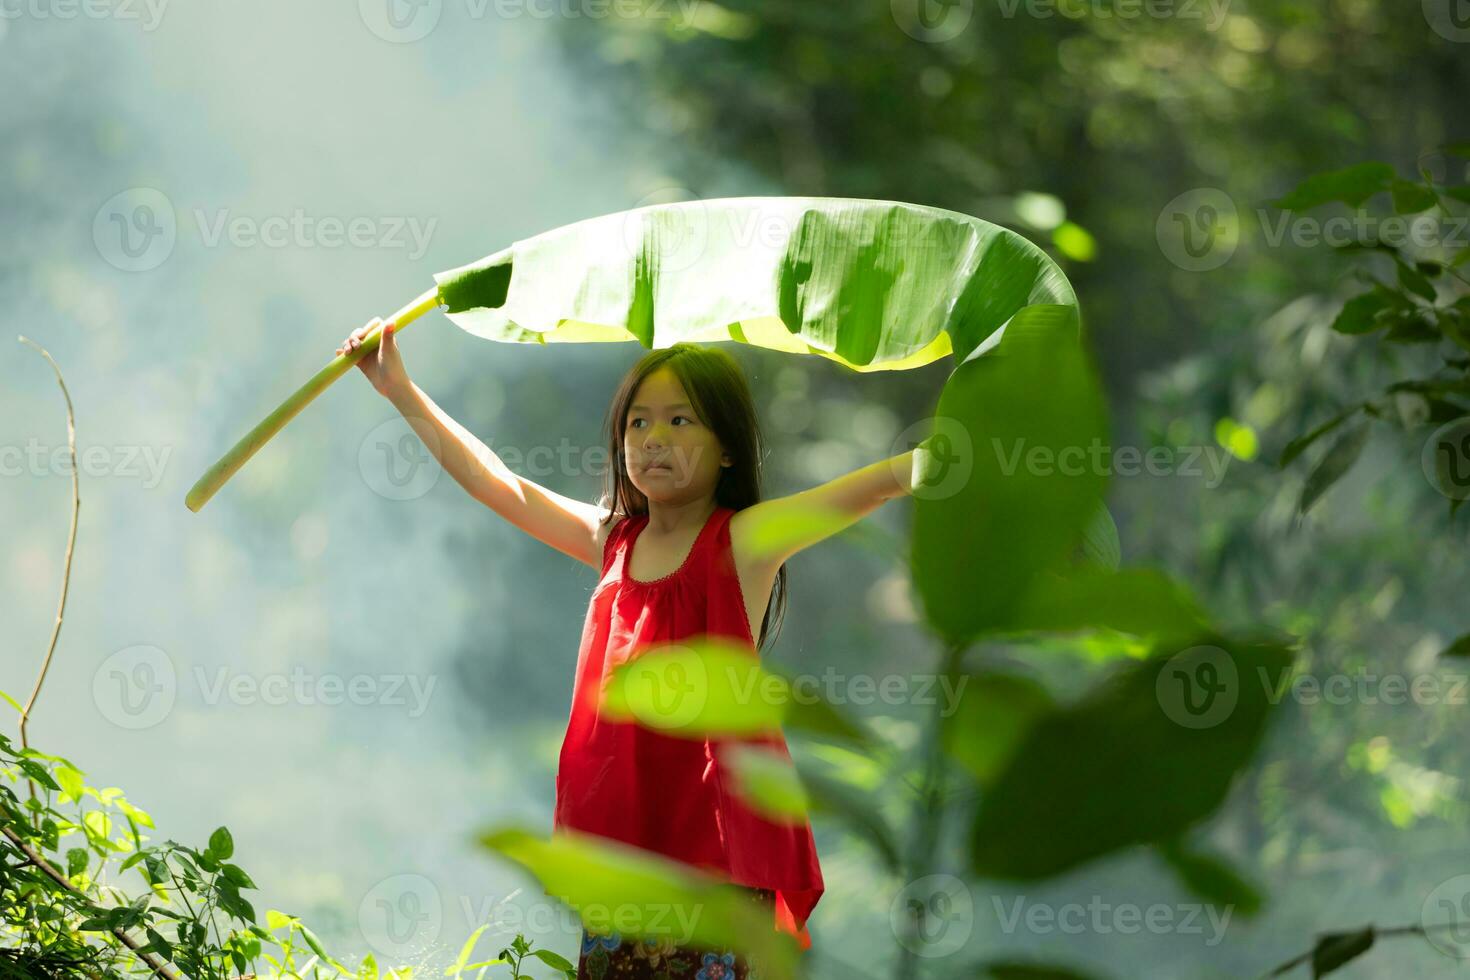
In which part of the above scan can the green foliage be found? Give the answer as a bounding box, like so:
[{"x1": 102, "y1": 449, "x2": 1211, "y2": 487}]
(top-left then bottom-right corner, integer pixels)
[
  {"x1": 0, "y1": 730, "x2": 412, "y2": 980},
  {"x1": 1272, "y1": 151, "x2": 1470, "y2": 517},
  {"x1": 1156, "y1": 840, "x2": 1263, "y2": 919},
  {"x1": 476, "y1": 827, "x2": 797, "y2": 980},
  {"x1": 446, "y1": 282, "x2": 1300, "y2": 980},
  {"x1": 968, "y1": 634, "x2": 1292, "y2": 881},
  {"x1": 445, "y1": 932, "x2": 573, "y2": 980},
  {"x1": 1307, "y1": 927, "x2": 1375, "y2": 978},
  {"x1": 432, "y1": 197, "x2": 1076, "y2": 372},
  {"x1": 911, "y1": 305, "x2": 1108, "y2": 644}
]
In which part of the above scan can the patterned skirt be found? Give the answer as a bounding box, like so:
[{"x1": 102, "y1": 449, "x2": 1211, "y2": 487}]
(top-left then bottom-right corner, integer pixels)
[{"x1": 576, "y1": 887, "x2": 776, "y2": 980}]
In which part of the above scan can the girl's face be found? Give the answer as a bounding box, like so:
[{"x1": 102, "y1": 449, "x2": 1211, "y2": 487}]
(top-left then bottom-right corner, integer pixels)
[{"x1": 624, "y1": 368, "x2": 730, "y2": 503}]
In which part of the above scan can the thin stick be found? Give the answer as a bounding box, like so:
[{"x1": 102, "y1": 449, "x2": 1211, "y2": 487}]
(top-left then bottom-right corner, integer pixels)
[
  {"x1": 15, "y1": 338, "x2": 79, "y2": 810},
  {"x1": 184, "y1": 288, "x2": 442, "y2": 512}
]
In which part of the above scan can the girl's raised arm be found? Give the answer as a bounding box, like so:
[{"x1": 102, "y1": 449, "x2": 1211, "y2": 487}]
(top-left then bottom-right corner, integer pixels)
[
  {"x1": 339, "y1": 318, "x2": 614, "y2": 568},
  {"x1": 729, "y1": 450, "x2": 917, "y2": 571}
]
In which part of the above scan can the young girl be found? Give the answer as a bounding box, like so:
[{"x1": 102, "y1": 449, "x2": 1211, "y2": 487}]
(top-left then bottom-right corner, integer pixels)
[{"x1": 338, "y1": 318, "x2": 919, "y2": 977}]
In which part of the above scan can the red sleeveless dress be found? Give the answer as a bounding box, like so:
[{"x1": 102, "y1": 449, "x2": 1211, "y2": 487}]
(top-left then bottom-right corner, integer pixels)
[{"x1": 553, "y1": 505, "x2": 825, "y2": 949}]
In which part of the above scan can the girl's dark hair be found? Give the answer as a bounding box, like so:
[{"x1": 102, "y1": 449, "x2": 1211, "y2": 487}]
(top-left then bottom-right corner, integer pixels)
[{"x1": 599, "y1": 342, "x2": 787, "y2": 652}]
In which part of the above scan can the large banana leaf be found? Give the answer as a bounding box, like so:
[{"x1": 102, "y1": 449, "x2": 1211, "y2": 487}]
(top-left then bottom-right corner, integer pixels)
[
  {"x1": 186, "y1": 196, "x2": 1077, "y2": 510},
  {"x1": 433, "y1": 195, "x2": 1077, "y2": 371}
]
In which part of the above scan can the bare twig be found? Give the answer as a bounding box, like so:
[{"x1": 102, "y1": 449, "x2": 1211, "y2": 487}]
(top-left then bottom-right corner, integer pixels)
[
  {"x1": 4, "y1": 339, "x2": 180, "y2": 979},
  {"x1": 15, "y1": 337, "x2": 81, "y2": 782}
]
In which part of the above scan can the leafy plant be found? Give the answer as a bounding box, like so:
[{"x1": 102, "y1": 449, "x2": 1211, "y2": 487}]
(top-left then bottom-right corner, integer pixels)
[
  {"x1": 0, "y1": 728, "x2": 423, "y2": 980},
  {"x1": 1272, "y1": 150, "x2": 1470, "y2": 518},
  {"x1": 476, "y1": 296, "x2": 1297, "y2": 980}
]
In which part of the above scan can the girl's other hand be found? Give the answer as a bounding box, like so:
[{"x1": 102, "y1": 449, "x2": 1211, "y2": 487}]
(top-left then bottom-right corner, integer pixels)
[{"x1": 337, "y1": 317, "x2": 409, "y2": 399}]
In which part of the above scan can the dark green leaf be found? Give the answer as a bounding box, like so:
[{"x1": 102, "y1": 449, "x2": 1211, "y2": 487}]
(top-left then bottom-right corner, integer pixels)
[
  {"x1": 1311, "y1": 927, "x2": 1375, "y2": 977},
  {"x1": 1298, "y1": 423, "x2": 1370, "y2": 514},
  {"x1": 207, "y1": 826, "x2": 234, "y2": 861},
  {"x1": 1280, "y1": 407, "x2": 1361, "y2": 468},
  {"x1": 969, "y1": 634, "x2": 1292, "y2": 879},
  {"x1": 65, "y1": 848, "x2": 88, "y2": 877},
  {"x1": 1396, "y1": 261, "x2": 1437, "y2": 302},
  {"x1": 1384, "y1": 311, "x2": 1441, "y2": 344},
  {"x1": 530, "y1": 948, "x2": 577, "y2": 974},
  {"x1": 945, "y1": 674, "x2": 1054, "y2": 787},
  {"x1": 222, "y1": 863, "x2": 257, "y2": 889},
  {"x1": 1425, "y1": 398, "x2": 1470, "y2": 424},
  {"x1": 1157, "y1": 840, "x2": 1263, "y2": 917},
  {"x1": 17, "y1": 761, "x2": 60, "y2": 792},
  {"x1": 913, "y1": 305, "x2": 1108, "y2": 644},
  {"x1": 1439, "y1": 633, "x2": 1470, "y2": 658},
  {"x1": 143, "y1": 927, "x2": 171, "y2": 958},
  {"x1": 1272, "y1": 163, "x2": 1394, "y2": 210},
  {"x1": 1329, "y1": 291, "x2": 1393, "y2": 335},
  {"x1": 1390, "y1": 179, "x2": 1437, "y2": 214}
]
